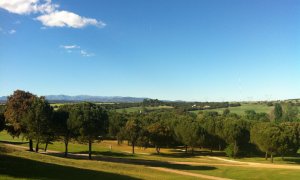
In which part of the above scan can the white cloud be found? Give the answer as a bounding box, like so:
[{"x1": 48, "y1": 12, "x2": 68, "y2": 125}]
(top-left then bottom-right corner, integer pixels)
[
  {"x1": 60, "y1": 44, "x2": 95, "y2": 57},
  {"x1": 36, "y1": 11, "x2": 105, "y2": 28},
  {"x1": 0, "y1": 0, "x2": 58, "y2": 15},
  {"x1": 8, "y1": 29, "x2": 16, "y2": 34},
  {"x1": 60, "y1": 44, "x2": 80, "y2": 49},
  {"x1": 0, "y1": 0, "x2": 105, "y2": 29},
  {"x1": 80, "y1": 50, "x2": 94, "y2": 57}
]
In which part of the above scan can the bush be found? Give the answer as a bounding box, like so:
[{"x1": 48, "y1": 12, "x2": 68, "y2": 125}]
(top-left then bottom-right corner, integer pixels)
[{"x1": 225, "y1": 144, "x2": 239, "y2": 158}]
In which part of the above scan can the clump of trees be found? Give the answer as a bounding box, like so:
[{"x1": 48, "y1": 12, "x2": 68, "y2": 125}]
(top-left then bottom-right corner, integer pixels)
[
  {"x1": 2, "y1": 90, "x2": 109, "y2": 159},
  {"x1": 1, "y1": 90, "x2": 300, "y2": 163}
]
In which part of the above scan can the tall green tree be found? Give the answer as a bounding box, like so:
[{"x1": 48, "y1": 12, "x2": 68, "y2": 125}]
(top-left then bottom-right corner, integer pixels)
[
  {"x1": 221, "y1": 119, "x2": 250, "y2": 158},
  {"x1": 24, "y1": 96, "x2": 53, "y2": 152},
  {"x1": 274, "y1": 103, "x2": 283, "y2": 122},
  {"x1": 69, "y1": 103, "x2": 108, "y2": 159},
  {"x1": 52, "y1": 106, "x2": 73, "y2": 157},
  {"x1": 282, "y1": 103, "x2": 299, "y2": 122},
  {"x1": 0, "y1": 112, "x2": 5, "y2": 132},
  {"x1": 175, "y1": 117, "x2": 206, "y2": 154},
  {"x1": 108, "y1": 112, "x2": 128, "y2": 143},
  {"x1": 4, "y1": 90, "x2": 36, "y2": 151},
  {"x1": 147, "y1": 121, "x2": 172, "y2": 154},
  {"x1": 122, "y1": 117, "x2": 142, "y2": 154}
]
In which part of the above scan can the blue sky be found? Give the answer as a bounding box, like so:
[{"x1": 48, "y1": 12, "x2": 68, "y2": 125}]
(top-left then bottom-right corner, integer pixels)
[{"x1": 0, "y1": 0, "x2": 299, "y2": 101}]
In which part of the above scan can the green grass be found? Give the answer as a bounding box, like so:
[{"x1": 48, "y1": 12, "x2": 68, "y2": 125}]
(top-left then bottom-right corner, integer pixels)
[
  {"x1": 191, "y1": 103, "x2": 275, "y2": 115},
  {"x1": 116, "y1": 106, "x2": 173, "y2": 113},
  {"x1": 2, "y1": 131, "x2": 300, "y2": 180},
  {"x1": 0, "y1": 145, "x2": 194, "y2": 180}
]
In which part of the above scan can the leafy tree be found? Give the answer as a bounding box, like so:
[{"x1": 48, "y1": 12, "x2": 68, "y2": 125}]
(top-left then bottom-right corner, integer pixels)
[
  {"x1": 245, "y1": 110, "x2": 256, "y2": 120},
  {"x1": 282, "y1": 103, "x2": 298, "y2": 122},
  {"x1": 52, "y1": 106, "x2": 73, "y2": 157},
  {"x1": 69, "y1": 103, "x2": 108, "y2": 159},
  {"x1": 274, "y1": 103, "x2": 283, "y2": 122},
  {"x1": 251, "y1": 123, "x2": 271, "y2": 160},
  {"x1": 122, "y1": 116, "x2": 142, "y2": 154},
  {"x1": 221, "y1": 119, "x2": 250, "y2": 158},
  {"x1": 147, "y1": 121, "x2": 172, "y2": 154},
  {"x1": 223, "y1": 109, "x2": 230, "y2": 116},
  {"x1": 175, "y1": 117, "x2": 206, "y2": 154},
  {"x1": 4, "y1": 90, "x2": 36, "y2": 151},
  {"x1": 0, "y1": 112, "x2": 5, "y2": 131},
  {"x1": 108, "y1": 112, "x2": 128, "y2": 143},
  {"x1": 250, "y1": 122, "x2": 294, "y2": 163},
  {"x1": 24, "y1": 96, "x2": 53, "y2": 152}
]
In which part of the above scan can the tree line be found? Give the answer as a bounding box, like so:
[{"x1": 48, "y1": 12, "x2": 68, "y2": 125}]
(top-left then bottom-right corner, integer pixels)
[{"x1": 1, "y1": 90, "x2": 300, "y2": 163}]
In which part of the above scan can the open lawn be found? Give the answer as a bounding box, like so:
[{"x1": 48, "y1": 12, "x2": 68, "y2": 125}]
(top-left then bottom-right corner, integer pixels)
[
  {"x1": 191, "y1": 103, "x2": 275, "y2": 115},
  {"x1": 115, "y1": 106, "x2": 173, "y2": 113},
  {"x1": 1, "y1": 131, "x2": 300, "y2": 180}
]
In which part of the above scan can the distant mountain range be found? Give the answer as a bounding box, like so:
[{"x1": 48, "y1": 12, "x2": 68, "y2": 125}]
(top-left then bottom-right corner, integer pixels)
[{"x1": 0, "y1": 95, "x2": 147, "y2": 103}]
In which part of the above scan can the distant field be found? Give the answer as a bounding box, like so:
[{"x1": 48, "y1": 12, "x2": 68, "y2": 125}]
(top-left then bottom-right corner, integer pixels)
[
  {"x1": 115, "y1": 106, "x2": 173, "y2": 113},
  {"x1": 191, "y1": 103, "x2": 275, "y2": 115}
]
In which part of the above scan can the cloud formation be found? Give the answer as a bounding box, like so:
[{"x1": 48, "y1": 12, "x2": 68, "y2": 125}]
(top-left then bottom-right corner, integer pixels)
[
  {"x1": 60, "y1": 44, "x2": 80, "y2": 49},
  {"x1": 36, "y1": 11, "x2": 105, "y2": 28},
  {"x1": 8, "y1": 29, "x2": 16, "y2": 34},
  {"x1": 0, "y1": 0, "x2": 57, "y2": 15},
  {"x1": 60, "y1": 44, "x2": 95, "y2": 57},
  {"x1": 0, "y1": 0, "x2": 105, "y2": 28}
]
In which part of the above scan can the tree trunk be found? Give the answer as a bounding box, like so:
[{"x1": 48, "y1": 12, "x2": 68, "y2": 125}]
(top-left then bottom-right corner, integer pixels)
[
  {"x1": 271, "y1": 153, "x2": 273, "y2": 163},
  {"x1": 35, "y1": 139, "x2": 39, "y2": 152},
  {"x1": 265, "y1": 152, "x2": 268, "y2": 160},
  {"x1": 185, "y1": 145, "x2": 188, "y2": 154},
  {"x1": 218, "y1": 142, "x2": 221, "y2": 151},
  {"x1": 191, "y1": 147, "x2": 194, "y2": 154},
  {"x1": 156, "y1": 146, "x2": 160, "y2": 154},
  {"x1": 233, "y1": 141, "x2": 238, "y2": 158},
  {"x1": 88, "y1": 140, "x2": 92, "y2": 160},
  {"x1": 132, "y1": 142, "x2": 135, "y2": 154},
  {"x1": 64, "y1": 140, "x2": 69, "y2": 157},
  {"x1": 29, "y1": 139, "x2": 34, "y2": 151},
  {"x1": 44, "y1": 141, "x2": 48, "y2": 152}
]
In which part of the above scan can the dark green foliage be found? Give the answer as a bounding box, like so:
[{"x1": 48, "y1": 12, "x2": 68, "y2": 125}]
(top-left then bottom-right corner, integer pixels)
[
  {"x1": 225, "y1": 144, "x2": 236, "y2": 158},
  {"x1": 24, "y1": 96, "x2": 53, "y2": 152},
  {"x1": 244, "y1": 110, "x2": 270, "y2": 121},
  {"x1": 251, "y1": 122, "x2": 299, "y2": 163},
  {"x1": 121, "y1": 116, "x2": 142, "y2": 154},
  {"x1": 52, "y1": 106, "x2": 73, "y2": 157},
  {"x1": 175, "y1": 117, "x2": 206, "y2": 154},
  {"x1": 68, "y1": 102, "x2": 109, "y2": 159},
  {"x1": 282, "y1": 103, "x2": 299, "y2": 122},
  {"x1": 274, "y1": 103, "x2": 283, "y2": 122},
  {"x1": 147, "y1": 121, "x2": 173, "y2": 154},
  {"x1": 223, "y1": 109, "x2": 230, "y2": 116},
  {"x1": 0, "y1": 113, "x2": 5, "y2": 131},
  {"x1": 108, "y1": 112, "x2": 128, "y2": 139}
]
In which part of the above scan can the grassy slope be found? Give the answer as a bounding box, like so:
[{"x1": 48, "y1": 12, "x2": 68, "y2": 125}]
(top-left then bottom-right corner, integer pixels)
[
  {"x1": 191, "y1": 103, "x2": 274, "y2": 115},
  {"x1": 0, "y1": 145, "x2": 194, "y2": 180},
  {"x1": 1, "y1": 131, "x2": 300, "y2": 180},
  {"x1": 115, "y1": 106, "x2": 173, "y2": 113}
]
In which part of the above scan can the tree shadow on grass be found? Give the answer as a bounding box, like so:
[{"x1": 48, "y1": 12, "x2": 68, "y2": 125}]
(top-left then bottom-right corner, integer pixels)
[
  {"x1": 76, "y1": 150, "x2": 134, "y2": 158},
  {"x1": 0, "y1": 140, "x2": 28, "y2": 145},
  {"x1": 44, "y1": 150, "x2": 217, "y2": 172},
  {"x1": 280, "y1": 156, "x2": 300, "y2": 165},
  {"x1": 0, "y1": 154, "x2": 139, "y2": 180},
  {"x1": 155, "y1": 150, "x2": 226, "y2": 158}
]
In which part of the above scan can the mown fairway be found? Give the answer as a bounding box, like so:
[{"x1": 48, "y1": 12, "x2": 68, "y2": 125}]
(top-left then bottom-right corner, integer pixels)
[
  {"x1": 115, "y1": 105, "x2": 173, "y2": 113},
  {"x1": 191, "y1": 103, "x2": 274, "y2": 115},
  {"x1": 1, "y1": 131, "x2": 300, "y2": 180}
]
